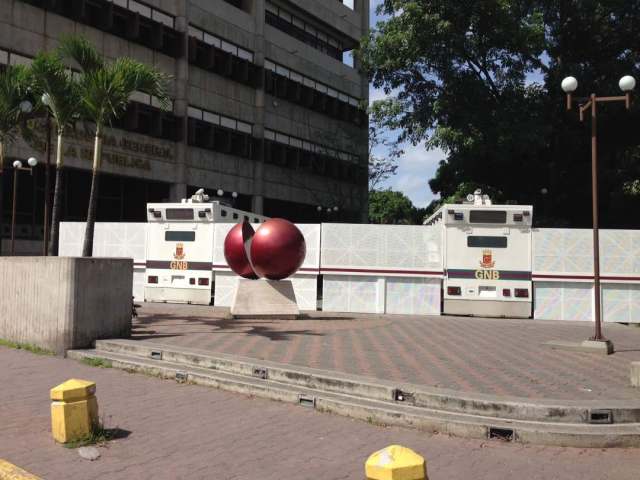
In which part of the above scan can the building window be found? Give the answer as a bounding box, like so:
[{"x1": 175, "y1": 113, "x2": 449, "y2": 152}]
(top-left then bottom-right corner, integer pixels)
[
  {"x1": 188, "y1": 25, "x2": 260, "y2": 88},
  {"x1": 263, "y1": 59, "x2": 365, "y2": 126},
  {"x1": 265, "y1": 1, "x2": 347, "y2": 61},
  {"x1": 187, "y1": 106, "x2": 254, "y2": 159},
  {"x1": 20, "y1": 0, "x2": 184, "y2": 58},
  {"x1": 188, "y1": 26, "x2": 254, "y2": 62},
  {"x1": 221, "y1": 0, "x2": 245, "y2": 11},
  {"x1": 263, "y1": 129, "x2": 364, "y2": 184}
]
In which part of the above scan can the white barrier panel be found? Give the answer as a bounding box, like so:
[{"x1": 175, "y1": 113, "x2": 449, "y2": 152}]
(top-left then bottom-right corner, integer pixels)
[
  {"x1": 385, "y1": 276, "x2": 442, "y2": 315},
  {"x1": 322, "y1": 275, "x2": 441, "y2": 315},
  {"x1": 60, "y1": 222, "x2": 147, "y2": 301},
  {"x1": 533, "y1": 229, "x2": 640, "y2": 322},
  {"x1": 533, "y1": 282, "x2": 593, "y2": 321},
  {"x1": 321, "y1": 223, "x2": 442, "y2": 275},
  {"x1": 533, "y1": 229, "x2": 640, "y2": 277},
  {"x1": 603, "y1": 284, "x2": 640, "y2": 323},
  {"x1": 322, "y1": 275, "x2": 383, "y2": 313},
  {"x1": 320, "y1": 224, "x2": 443, "y2": 315}
]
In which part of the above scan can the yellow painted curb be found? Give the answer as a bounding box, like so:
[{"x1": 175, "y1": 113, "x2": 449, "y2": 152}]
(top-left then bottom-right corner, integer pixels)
[{"x1": 0, "y1": 460, "x2": 43, "y2": 480}]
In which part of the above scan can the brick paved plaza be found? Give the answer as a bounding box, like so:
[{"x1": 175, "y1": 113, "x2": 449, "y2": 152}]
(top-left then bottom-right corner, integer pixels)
[
  {"x1": 2, "y1": 346, "x2": 640, "y2": 480},
  {"x1": 133, "y1": 303, "x2": 640, "y2": 401}
]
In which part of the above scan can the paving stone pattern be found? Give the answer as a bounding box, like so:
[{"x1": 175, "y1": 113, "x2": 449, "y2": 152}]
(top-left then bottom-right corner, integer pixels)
[
  {"x1": 2, "y1": 347, "x2": 640, "y2": 480},
  {"x1": 134, "y1": 303, "x2": 640, "y2": 401}
]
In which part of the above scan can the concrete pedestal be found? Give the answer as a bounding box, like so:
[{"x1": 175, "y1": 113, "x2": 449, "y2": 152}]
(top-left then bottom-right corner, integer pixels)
[
  {"x1": 231, "y1": 279, "x2": 300, "y2": 319},
  {"x1": 544, "y1": 339, "x2": 615, "y2": 355}
]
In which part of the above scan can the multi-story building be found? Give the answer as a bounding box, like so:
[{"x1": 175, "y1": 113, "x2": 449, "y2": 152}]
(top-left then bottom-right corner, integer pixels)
[{"x1": 0, "y1": 0, "x2": 369, "y2": 252}]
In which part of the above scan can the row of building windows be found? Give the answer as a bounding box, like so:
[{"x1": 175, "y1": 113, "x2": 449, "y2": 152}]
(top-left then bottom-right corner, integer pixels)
[
  {"x1": 264, "y1": 60, "x2": 359, "y2": 107},
  {"x1": 188, "y1": 25, "x2": 254, "y2": 62},
  {"x1": 263, "y1": 61, "x2": 366, "y2": 126},
  {"x1": 21, "y1": 0, "x2": 183, "y2": 58},
  {"x1": 19, "y1": 0, "x2": 365, "y2": 126},
  {"x1": 187, "y1": 33, "x2": 261, "y2": 89},
  {"x1": 187, "y1": 118, "x2": 254, "y2": 159},
  {"x1": 263, "y1": 139, "x2": 365, "y2": 184},
  {"x1": 264, "y1": 129, "x2": 359, "y2": 164},
  {"x1": 265, "y1": 1, "x2": 345, "y2": 60},
  {"x1": 187, "y1": 106, "x2": 253, "y2": 135},
  {"x1": 108, "y1": 0, "x2": 174, "y2": 28},
  {"x1": 185, "y1": 109, "x2": 364, "y2": 185},
  {"x1": 186, "y1": 37, "x2": 365, "y2": 127},
  {"x1": 0, "y1": 46, "x2": 363, "y2": 176}
]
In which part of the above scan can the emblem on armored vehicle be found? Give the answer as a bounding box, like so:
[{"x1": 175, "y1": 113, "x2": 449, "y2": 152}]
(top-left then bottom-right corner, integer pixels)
[{"x1": 480, "y1": 249, "x2": 495, "y2": 269}]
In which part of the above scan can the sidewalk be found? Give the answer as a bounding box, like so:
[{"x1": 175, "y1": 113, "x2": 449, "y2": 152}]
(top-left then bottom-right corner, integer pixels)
[
  {"x1": 1, "y1": 346, "x2": 639, "y2": 480},
  {"x1": 133, "y1": 303, "x2": 640, "y2": 401}
]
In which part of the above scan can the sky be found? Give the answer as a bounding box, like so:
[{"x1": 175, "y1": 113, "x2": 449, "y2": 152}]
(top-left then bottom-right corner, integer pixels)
[{"x1": 366, "y1": 0, "x2": 444, "y2": 208}]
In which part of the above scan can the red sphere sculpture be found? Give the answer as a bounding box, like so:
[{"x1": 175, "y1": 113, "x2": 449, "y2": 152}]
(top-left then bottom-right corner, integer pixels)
[
  {"x1": 223, "y1": 221, "x2": 258, "y2": 279},
  {"x1": 250, "y1": 218, "x2": 306, "y2": 280},
  {"x1": 223, "y1": 218, "x2": 306, "y2": 281}
]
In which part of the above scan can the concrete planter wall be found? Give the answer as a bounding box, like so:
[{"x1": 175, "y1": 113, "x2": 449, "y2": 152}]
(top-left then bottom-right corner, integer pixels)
[{"x1": 0, "y1": 257, "x2": 132, "y2": 354}]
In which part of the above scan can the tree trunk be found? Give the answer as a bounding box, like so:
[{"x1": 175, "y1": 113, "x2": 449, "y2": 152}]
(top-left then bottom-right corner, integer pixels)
[
  {"x1": 48, "y1": 132, "x2": 64, "y2": 256},
  {"x1": 82, "y1": 132, "x2": 102, "y2": 257}
]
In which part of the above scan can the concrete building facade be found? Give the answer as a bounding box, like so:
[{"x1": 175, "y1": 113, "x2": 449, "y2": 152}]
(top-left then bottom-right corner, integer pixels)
[{"x1": 0, "y1": 0, "x2": 369, "y2": 250}]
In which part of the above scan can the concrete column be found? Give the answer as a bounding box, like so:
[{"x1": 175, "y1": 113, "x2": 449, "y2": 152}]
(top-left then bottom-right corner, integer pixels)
[
  {"x1": 171, "y1": 2, "x2": 190, "y2": 202},
  {"x1": 251, "y1": 0, "x2": 266, "y2": 214},
  {"x1": 170, "y1": 183, "x2": 187, "y2": 202},
  {"x1": 251, "y1": 194, "x2": 263, "y2": 214}
]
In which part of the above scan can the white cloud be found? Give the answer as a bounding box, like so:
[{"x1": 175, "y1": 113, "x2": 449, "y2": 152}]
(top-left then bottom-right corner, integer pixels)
[{"x1": 378, "y1": 141, "x2": 444, "y2": 208}]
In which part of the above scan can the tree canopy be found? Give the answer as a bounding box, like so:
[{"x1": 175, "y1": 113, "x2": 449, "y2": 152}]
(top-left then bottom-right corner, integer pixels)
[
  {"x1": 369, "y1": 189, "x2": 426, "y2": 224},
  {"x1": 361, "y1": 0, "x2": 640, "y2": 227}
]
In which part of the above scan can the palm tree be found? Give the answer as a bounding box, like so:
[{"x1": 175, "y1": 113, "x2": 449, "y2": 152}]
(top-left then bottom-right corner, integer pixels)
[
  {"x1": 58, "y1": 35, "x2": 170, "y2": 257},
  {"x1": 0, "y1": 65, "x2": 33, "y2": 256},
  {"x1": 30, "y1": 51, "x2": 80, "y2": 256}
]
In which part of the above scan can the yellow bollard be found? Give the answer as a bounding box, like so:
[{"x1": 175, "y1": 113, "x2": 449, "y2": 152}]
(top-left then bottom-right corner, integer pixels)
[
  {"x1": 50, "y1": 379, "x2": 99, "y2": 444},
  {"x1": 0, "y1": 460, "x2": 43, "y2": 479},
  {"x1": 365, "y1": 445, "x2": 427, "y2": 480}
]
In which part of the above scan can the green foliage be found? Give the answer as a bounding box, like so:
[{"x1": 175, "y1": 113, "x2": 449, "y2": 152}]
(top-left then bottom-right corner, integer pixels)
[
  {"x1": 0, "y1": 64, "x2": 34, "y2": 151},
  {"x1": 369, "y1": 189, "x2": 424, "y2": 224},
  {"x1": 59, "y1": 35, "x2": 170, "y2": 133},
  {"x1": 31, "y1": 51, "x2": 80, "y2": 135},
  {"x1": 62, "y1": 418, "x2": 119, "y2": 449},
  {"x1": 0, "y1": 338, "x2": 54, "y2": 356},
  {"x1": 360, "y1": 1, "x2": 640, "y2": 227},
  {"x1": 80, "y1": 356, "x2": 113, "y2": 368}
]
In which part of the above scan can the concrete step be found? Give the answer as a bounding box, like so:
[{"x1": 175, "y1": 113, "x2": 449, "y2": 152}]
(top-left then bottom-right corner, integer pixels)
[
  {"x1": 91, "y1": 339, "x2": 640, "y2": 425},
  {"x1": 67, "y1": 347, "x2": 640, "y2": 448}
]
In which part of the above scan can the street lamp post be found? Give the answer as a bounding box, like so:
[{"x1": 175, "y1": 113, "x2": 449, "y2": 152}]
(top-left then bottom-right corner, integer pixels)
[
  {"x1": 561, "y1": 74, "x2": 636, "y2": 350},
  {"x1": 0, "y1": 100, "x2": 33, "y2": 256},
  {"x1": 10, "y1": 157, "x2": 38, "y2": 255}
]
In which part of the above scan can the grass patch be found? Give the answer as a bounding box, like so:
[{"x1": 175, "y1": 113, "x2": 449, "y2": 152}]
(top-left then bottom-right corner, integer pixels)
[
  {"x1": 0, "y1": 338, "x2": 54, "y2": 356},
  {"x1": 63, "y1": 421, "x2": 123, "y2": 449},
  {"x1": 80, "y1": 357, "x2": 113, "y2": 369}
]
